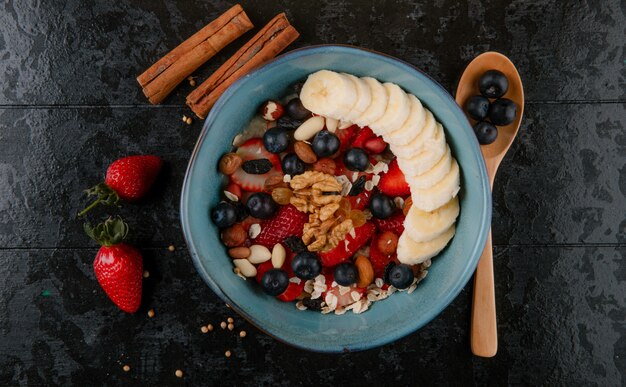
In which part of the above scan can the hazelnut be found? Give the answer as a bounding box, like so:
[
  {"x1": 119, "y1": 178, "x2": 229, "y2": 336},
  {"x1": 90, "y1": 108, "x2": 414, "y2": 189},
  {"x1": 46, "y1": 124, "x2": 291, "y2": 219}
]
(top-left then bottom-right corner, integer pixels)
[
  {"x1": 402, "y1": 196, "x2": 412, "y2": 216},
  {"x1": 312, "y1": 158, "x2": 336, "y2": 175},
  {"x1": 228, "y1": 246, "x2": 251, "y2": 259},
  {"x1": 219, "y1": 153, "x2": 242, "y2": 175},
  {"x1": 260, "y1": 100, "x2": 285, "y2": 121},
  {"x1": 377, "y1": 231, "x2": 399, "y2": 255},
  {"x1": 294, "y1": 141, "x2": 318, "y2": 164},
  {"x1": 221, "y1": 224, "x2": 246, "y2": 247}
]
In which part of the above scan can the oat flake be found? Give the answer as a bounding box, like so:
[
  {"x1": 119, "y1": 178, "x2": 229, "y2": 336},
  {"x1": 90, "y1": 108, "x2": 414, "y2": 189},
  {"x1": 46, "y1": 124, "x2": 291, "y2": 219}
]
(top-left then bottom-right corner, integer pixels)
[{"x1": 224, "y1": 190, "x2": 239, "y2": 202}]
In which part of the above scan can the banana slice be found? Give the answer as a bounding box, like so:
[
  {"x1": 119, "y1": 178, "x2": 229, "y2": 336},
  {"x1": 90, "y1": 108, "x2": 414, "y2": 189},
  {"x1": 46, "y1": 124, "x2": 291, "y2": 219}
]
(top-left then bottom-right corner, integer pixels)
[
  {"x1": 341, "y1": 74, "x2": 371, "y2": 122},
  {"x1": 405, "y1": 145, "x2": 452, "y2": 189},
  {"x1": 300, "y1": 70, "x2": 357, "y2": 119},
  {"x1": 397, "y1": 224, "x2": 456, "y2": 265},
  {"x1": 404, "y1": 196, "x2": 459, "y2": 243},
  {"x1": 384, "y1": 94, "x2": 426, "y2": 146},
  {"x1": 389, "y1": 109, "x2": 436, "y2": 159},
  {"x1": 395, "y1": 122, "x2": 447, "y2": 176},
  {"x1": 369, "y1": 83, "x2": 411, "y2": 135},
  {"x1": 411, "y1": 158, "x2": 460, "y2": 212},
  {"x1": 354, "y1": 77, "x2": 387, "y2": 127}
]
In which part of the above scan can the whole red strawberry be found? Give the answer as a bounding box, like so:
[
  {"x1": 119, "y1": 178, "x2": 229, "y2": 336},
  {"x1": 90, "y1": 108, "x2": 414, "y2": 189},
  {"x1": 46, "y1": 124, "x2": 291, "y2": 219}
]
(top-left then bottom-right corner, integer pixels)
[
  {"x1": 254, "y1": 205, "x2": 307, "y2": 248},
  {"x1": 85, "y1": 217, "x2": 143, "y2": 313},
  {"x1": 79, "y1": 155, "x2": 162, "y2": 216},
  {"x1": 373, "y1": 211, "x2": 405, "y2": 235}
]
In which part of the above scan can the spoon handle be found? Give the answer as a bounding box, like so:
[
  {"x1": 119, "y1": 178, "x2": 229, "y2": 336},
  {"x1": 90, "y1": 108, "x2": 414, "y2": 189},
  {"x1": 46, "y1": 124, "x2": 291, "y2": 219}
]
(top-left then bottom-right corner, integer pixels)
[{"x1": 471, "y1": 231, "x2": 497, "y2": 357}]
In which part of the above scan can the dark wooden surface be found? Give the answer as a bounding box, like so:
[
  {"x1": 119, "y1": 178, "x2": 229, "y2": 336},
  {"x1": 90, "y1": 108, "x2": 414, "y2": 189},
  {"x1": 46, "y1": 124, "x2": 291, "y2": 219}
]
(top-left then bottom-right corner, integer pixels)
[{"x1": 1, "y1": 1, "x2": 625, "y2": 385}]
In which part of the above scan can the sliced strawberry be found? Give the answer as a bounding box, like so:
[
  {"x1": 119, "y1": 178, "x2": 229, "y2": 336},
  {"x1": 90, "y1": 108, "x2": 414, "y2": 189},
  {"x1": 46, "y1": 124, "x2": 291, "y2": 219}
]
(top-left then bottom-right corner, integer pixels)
[
  {"x1": 372, "y1": 211, "x2": 405, "y2": 235},
  {"x1": 363, "y1": 136, "x2": 387, "y2": 154},
  {"x1": 369, "y1": 234, "x2": 397, "y2": 278},
  {"x1": 378, "y1": 159, "x2": 410, "y2": 196},
  {"x1": 352, "y1": 127, "x2": 375, "y2": 148},
  {"x1": 255, "y1": 261, "x2": 274, "y2": 283},
  {"x1": 335, "y1": 124, "x2": 358, "y2": 152},
  {"x1": 239, "y1": 216, "x2": 261, "y2": 232},
  {"x1": 224, "y1": 181, "x2": 242, "y2": 199},
  {"x1": 254, "y1": 205, "x2": 307, "y2": 248},
  {"x1": 319, "y1": 222, "x2": 376, "y2": 267},
  {"x1": 231, "y1": 138, "x2": 283, "y2": 192},
  {"x1": 346, "y1": 189, "x2": 371, "y2": 211},
  {"x1": 277, "y1": 279, "x2": 305, "y2": 302}
]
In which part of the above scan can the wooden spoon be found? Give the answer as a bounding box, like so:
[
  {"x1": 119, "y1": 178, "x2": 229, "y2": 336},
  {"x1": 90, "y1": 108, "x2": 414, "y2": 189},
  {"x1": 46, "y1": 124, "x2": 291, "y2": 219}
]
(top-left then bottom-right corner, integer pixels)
[{"x1": 455, "y1": 52, "x2": 524, "y2": 357}]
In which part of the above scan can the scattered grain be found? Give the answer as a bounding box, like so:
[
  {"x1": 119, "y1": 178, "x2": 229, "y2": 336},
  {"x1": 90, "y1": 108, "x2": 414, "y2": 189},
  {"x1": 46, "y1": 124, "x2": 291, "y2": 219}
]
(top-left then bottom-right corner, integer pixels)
[
  {"x1": 225, "y1": 350, "x2": 232, "y2": 358},
  {"x1": 201, "y1": 326, "x2": 208, "y2": 333},
  {"x1": 168, "y1": 245, "x2": 175, "y2": 252},
  {"x1": 227, "y1": 323, "x2": 234, "y2": 331},
  {"x1": 122, "y1": 365, "x2": 130, "y2": 372},
  {"x1": 147, "y1": 309, "x2": 155, "y2": 318},
  {"x1": 143, "y1": 270, "x2": 150, "y2": 278},
  {"x1": 175, "y1": 369, "x2": 183, "y2": 378},
  {"x1": 239, "y1": 330, "x2": 247, "y2": 338},
  {"x1": 207, "y1": 324, "x2": 214, "y2": 331},
  {"x1": 220, "y1": 321, "x2": 227, "y2": 329},
  {"x1": 227, "y1": 317, "x2": 234, "y2": 323}
]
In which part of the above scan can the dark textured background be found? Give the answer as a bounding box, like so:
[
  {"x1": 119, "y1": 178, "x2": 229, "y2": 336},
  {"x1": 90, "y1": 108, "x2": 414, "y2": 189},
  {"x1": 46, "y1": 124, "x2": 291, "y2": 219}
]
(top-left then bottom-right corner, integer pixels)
[{"x1": 1, "y1": 0, "x2": 625, "y2": 385}]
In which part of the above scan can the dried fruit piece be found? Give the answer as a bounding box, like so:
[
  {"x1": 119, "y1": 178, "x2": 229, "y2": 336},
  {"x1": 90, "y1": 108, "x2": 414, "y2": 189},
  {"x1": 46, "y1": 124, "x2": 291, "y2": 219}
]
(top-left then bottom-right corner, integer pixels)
[
  {"x1": 264, "y1": 175, "x2": 287, "y2": 190},
  {"x1": 350, "y1": 210, "x2": 367, "y2": 228},
  {"x1": 283, "y1": 236, "x2": 307, "y2": 253},
  {"x1": 219, "y1": 153, "x2": 243, "y2": 175},
  {"x1": 271, "y1": 187, "x2": 293, "y2": 205},
  {"x1": 294, "y1": 141, "x2": 318, "y2": 164},
  {"x1": 348, "y1": 175, "x2": 366, "y2": 196},
  {"x1": 242, "y1": 159, "x2": 273, "y2": 174},
  {"x1": 221, "y1": 224, "x2": 247, "y2": 247},
  {"x1": 312, "y1": 158, "x2": 336, "y2": 175},
  {"x1": 355, "y1": 255, "x2": 374, "y2": 288}
]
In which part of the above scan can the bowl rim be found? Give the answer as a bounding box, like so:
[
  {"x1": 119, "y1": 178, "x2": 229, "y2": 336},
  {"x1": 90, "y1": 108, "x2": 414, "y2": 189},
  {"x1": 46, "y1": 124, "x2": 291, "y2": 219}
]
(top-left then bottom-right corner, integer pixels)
[{"x1": 180, "y1": 44, "x2": 492, "y2": 353}]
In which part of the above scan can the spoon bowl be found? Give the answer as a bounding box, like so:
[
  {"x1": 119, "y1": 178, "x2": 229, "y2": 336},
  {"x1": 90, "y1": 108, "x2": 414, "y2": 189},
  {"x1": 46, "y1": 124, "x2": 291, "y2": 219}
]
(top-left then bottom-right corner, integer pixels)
[
  {"x1": 455, "y1": 51, "x2": 524, "y2": 357},
  {"x1": 456, "y1": 51, "x2": 524, "y2": 183}
]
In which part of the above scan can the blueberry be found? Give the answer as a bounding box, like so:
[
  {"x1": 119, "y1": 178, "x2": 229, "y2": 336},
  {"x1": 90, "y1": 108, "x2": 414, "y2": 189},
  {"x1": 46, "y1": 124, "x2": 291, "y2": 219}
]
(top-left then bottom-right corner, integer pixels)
[
  {"x1": 369, "y1": 193, "x2": 395, "y2": 219},
  {"x1": 291, "y1": 252, "x2": 322, "y2": 280},
  {"x1": 334, "y1": 262, "x2": 358, "y2": 286},
  {"x1": 263, "y1": 127, "x2": 289, "y2": 154},
  {"x1": 488, "y1": 98, "x2": 517, "y2": 126},
  {"x1": 464, "y1": 95, "x2": 490, "y2": 121},
  {"x1": 473, "y1": 121, "x2": 498, "y2": 145},
  {"x1": 261, "y1": 269, "x2": 289, "y2": 296},
  {"x1": 246, "y1": 192, "x2": 278, "y2": 219},
  {"x1": 242, "y1": 159, "x2": 273, "y2": 174},
  {"x1": 285, "y1": 98, "x2": 311, "y2": 120},
  {"x1": 281, "y1": 153, "x2": 305, "y2": 176},
  {"x1": 343, "y1": 148, "x2": 369, "y2": 171},
  {"x1": 292, "y1": 81, "x2": 306, "y2": 95},
  {"x1": 232, "y1": 201, "x2": 249, "y2": 222},
  {"x1": 479, "y1": 70, "x2": 509, "y2": 98},
  {"x1": 388, "y1": 264, "x2": 414, "y2": 289},
  {"x1": 311, "y1": 130, "x2": 340, "y2": 158},
  {"x1": 383, "y1": 261, "x2": 396, "y2": 284},
  {"x1": 211, "y1": 202, "x2": 238, "y2": 228}
]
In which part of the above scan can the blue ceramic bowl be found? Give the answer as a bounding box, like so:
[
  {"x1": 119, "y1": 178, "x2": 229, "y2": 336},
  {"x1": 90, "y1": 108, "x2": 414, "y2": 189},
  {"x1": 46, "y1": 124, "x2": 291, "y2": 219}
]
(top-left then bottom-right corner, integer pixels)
[{"x1": 181, "y1": 45, "x2": 491, "y2": 353}]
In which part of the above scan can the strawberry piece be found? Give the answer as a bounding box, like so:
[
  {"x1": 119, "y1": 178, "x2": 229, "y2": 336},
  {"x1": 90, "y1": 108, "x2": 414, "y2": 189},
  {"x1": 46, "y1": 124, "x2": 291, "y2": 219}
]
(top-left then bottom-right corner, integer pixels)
[
  {"x1": 335, "y1": 124, "x2": 358, "y2": 151},
  {"x1": 352, "y1": 127, "x2": 375, "y2": 148},
  {"x1": 254, "y1": 205, "x2": 307, "y2": 248},
  {"x1": 85, "y1": 217, "x2": 142, "y2": 313},
  {"x1": 373, "y1": 211, "x2": 405, "y2": 235},
  {"x1": 363, "y1": 136, "x2": 388, "y2": 154},
  {"x1": 369, "y1": 234, "x2": 397, "y2": 278},
  {"x1": 232, "y1": 138, "x2": 282, "y2": 192},
  {"x1": 277, "y1": 279, "x2": 305, "y2": 302},
  {"x1": 346, "y1": 189, "x2": 371, "y2": 211},
  {"x1": 255, "y1": 261, "x2": 274, "y2": 283},
  {"x1": 225, "y1": 181, "x2": 242, "y2": 200},
  {"x1": 319, "y1": 222, "x2": 376, "y2": 267},
  {"x1": 378, "y1": 159, "x2": 410, "y2": 196}
]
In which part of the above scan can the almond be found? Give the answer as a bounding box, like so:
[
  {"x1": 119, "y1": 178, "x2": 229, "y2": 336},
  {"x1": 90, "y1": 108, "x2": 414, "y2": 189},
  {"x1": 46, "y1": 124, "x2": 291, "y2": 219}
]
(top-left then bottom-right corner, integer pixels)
[
  {"x1": 403, "y1": 196, "x2": 413, "y2": 216},
  {"x1": 228, "y1": 247, "x2": 250, "y2": 259},
  {"x1": 312, "y1": 158, "x2": 336, "y2": 175},
  {"x1": 221, "y1": 224, "x2": 246, "y2": 247},
  {"x1": 355, "y1": 255, "x2": 374, "y2": 288},
  {"x1": 264, "y1": 175, "x2": 288, "y2": 190},
  {"x1": 219, "y1": 153, "x2": 242, "y2": 175},
  {"x1": 294, "y1": 141, "x2": 318, "y2": 164},
  {"x1": 377, "y1": 231, "x2": 399, "y2": 255}
]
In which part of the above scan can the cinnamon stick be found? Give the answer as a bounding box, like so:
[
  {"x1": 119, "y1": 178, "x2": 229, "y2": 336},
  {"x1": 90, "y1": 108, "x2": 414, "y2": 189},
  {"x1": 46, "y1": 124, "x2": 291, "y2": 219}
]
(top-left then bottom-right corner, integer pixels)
[
  {"x1": 187, "y1": 13, "x2": 299, "y2": 118},
  {"x1": 137, "y1": 4, "x2": 253, "y2": 104}
]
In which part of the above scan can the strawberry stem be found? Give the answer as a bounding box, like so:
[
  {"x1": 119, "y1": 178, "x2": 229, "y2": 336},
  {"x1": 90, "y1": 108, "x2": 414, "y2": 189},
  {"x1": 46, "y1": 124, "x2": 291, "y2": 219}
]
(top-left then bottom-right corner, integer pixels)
[
  {"x1": 84, "y1": 216, "x2": 129, "y2": 246},
  {"x1": 78, "y1": 183, "x2": 120, "y2": 217}
]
